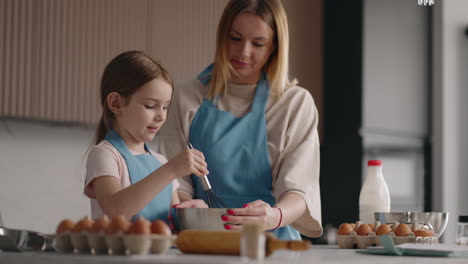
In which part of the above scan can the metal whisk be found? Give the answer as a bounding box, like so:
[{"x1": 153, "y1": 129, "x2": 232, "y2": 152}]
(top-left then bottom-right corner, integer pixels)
[{"x1": 187, "y1": 143, "x2": 228, "y2": 208}]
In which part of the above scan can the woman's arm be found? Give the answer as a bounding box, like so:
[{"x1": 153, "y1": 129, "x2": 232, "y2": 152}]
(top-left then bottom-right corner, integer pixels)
[
  {"x1": 177, "y1": 191, "x2": 192, "y2": 202},
  {"x1": 173, "y1": 191, "x2": 208, "y2": 208},
  {"x1": 171, "y1": 191, "x2": 181, "y2": 206},
  {"x1": 222, "y1": 192, "x2": 306, "y2": 231},
  {"x1": 273, "y1": 193, "x2": 306, "y2": 228},
  {"x1": 221, "y1": 87, "x2": 322, "y2": 236},
  {"x1": 268, "y1": 87, "x2": 323, "y2": 237}
]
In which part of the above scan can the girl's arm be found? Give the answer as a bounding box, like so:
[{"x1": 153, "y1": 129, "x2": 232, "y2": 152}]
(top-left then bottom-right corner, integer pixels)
[
  {"x1": 93, "y1": 149, "x2": 208, "y2": 219},
  {"x1": 93, "y1": 164, "x2": 176, "y2": 219}
]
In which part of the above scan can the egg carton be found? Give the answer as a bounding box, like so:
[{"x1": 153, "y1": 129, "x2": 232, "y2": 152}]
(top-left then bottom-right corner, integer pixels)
[
  {"x1": 337, "y1": 221, "x2": 438, "y2": 249},
  {"x1": 55, "y1": 231, "x2": 175, "y2": 255}
]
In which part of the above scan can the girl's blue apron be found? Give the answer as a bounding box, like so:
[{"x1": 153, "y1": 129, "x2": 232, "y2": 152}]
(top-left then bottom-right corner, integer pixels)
[
  {"x1": 105, "y1": 130, "x2": 172, "y2": 222},
  {"x1": 189, "y1": 64, "x2": 301, "y2": 240}
]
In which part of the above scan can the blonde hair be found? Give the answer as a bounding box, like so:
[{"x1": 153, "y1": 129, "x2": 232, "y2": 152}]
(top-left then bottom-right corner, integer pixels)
[{"x1": 208, "y1": 0, "x2": 297, "y2": 99}]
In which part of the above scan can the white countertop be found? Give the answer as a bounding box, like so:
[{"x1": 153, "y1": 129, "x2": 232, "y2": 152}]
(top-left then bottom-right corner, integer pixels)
[{"x1": 1, "y1": 246, "x2": 468, "y2": 264}]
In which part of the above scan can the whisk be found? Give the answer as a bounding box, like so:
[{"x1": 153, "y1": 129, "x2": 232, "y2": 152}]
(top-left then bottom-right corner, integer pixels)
[{"x1": 187, "y1": 143, "x2": 228, "y2": 208}]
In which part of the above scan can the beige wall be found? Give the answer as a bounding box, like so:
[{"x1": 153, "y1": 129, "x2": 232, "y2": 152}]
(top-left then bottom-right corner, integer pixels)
[
  {"x1": 284, "y1": 0, "x2": 323, "y2": 136},
  {"x1": 0, "y1": 0, "x2": 322, "y2": 127}
]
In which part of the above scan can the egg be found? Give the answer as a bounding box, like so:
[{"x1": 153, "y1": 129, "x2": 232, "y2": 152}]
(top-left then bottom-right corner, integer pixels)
[
  {"x1": 414, "y1": 229, "x2": 434, "y2": 237},
  {"x1": 90, "y1": 215, "x2": 111, "y2": 234},
  {"x1": 56, "y1": 219, "x2": 75, "y2": 233},
  {"x1": 394, "y1": 223, "x2": 411, "y2": 236},
  {"x1": 337, "y1": 223, "x2": 353, "y2": 235},
  {"x1": 73, "y1": 216, "x2": 94, "y2": 232},
  {"x1": 376, "y1": 224, "x2": 392, "y2": 236},
  {"x1": 151, "y1": 220, "x2": 172, "y2": 236},
  {"x1": 368, "y1": 223, "x2": 375, "y2": 231},
  {"x1": 350, "y1": 223, "x2": 356, "y2": 230},
  {"x1": 127, "y1": 216, "x2": 151, "y2": 235},
  {"x1": 356, "y1": 224, "x2": 372, "y2": 236},
  {"x1": 106, "y1": 215, "x2": 131, "y2": 234}
]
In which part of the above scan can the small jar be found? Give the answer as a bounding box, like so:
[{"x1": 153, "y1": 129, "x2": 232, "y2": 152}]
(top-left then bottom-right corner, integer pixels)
[
  {"x1": 456, "y1": 215, "x2": 468, "y2": 245},
  {"x1": 240, "y1": 222, "x2": 265, "y2": 261}
]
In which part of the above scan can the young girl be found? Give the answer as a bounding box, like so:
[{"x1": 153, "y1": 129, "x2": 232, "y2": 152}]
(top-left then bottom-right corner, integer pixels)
[{"x1": 84, "y1": 51, "x2": 208, "y2": 222}]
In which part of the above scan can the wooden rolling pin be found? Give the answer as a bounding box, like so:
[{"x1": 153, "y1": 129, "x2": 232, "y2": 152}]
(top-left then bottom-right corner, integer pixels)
[{"x1": 175, "y1": 230, "x2": 310, "y2": 256}]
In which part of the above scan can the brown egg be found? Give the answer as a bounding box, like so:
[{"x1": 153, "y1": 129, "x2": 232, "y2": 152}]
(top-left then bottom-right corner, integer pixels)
[
  {"x1": 337, "y1": 223, "x2": 354, "y2": 235},
  {"x1": 414, "y1": 229, "x2": 434, "y2": 237},
  {"x1": 73, "y1": 216, "x2": 94, "y2": 232},
  {"x1": 127, "y1": 216, "x2": 151, "y2": 235},
  {"x1": 394, "y1": 223, "x2": 411, "y2": 236},
  {"x1": 151, "y1": 220, "x2": 171, "y2": 235},
  {"x1": 376, "y1": 224, "x2": 392, "y2": 236},
  {"x1": 357, "y1": 224, "x2": 372, "y2": 236},
  {"x1": 56, "y1": 219, "x2": 75, "y2": 233},
  {"x1": 106, "y1": 215, "x2": 131, "y2": 234},
  {"x1": 350, "y1": 223, "x2": 356, "y2": 230},
  {"x1": 90, "y1": 215, "x2": 111, "y2": 234},
  {"x1": 368, "y1": 223, "x2": 375, "y2": 231}
]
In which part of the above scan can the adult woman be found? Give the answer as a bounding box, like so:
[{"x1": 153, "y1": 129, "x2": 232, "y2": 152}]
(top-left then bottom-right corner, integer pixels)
[{"x1": 159, "y1": 0, "x2": 322, "y2": 240}]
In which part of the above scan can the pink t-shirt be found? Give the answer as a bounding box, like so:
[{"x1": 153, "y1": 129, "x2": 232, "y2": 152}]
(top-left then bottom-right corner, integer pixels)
[{"x1": 84, "y1": 140, "x2": 179, "y2": 218}]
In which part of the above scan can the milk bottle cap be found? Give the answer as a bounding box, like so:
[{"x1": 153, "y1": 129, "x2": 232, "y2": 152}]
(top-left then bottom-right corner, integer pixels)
[{"x1": 368, "y1": 160, "x2": 382, "y2": 166}]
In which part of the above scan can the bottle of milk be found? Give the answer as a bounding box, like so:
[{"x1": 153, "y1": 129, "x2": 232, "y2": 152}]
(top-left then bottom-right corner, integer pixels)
[{"x1": 359, "y1": 160, "x2": 391, "y2": 224}]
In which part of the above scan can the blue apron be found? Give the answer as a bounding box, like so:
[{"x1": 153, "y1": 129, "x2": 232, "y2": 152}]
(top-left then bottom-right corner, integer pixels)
[
  {"x1": 105, "y1": 130, "x2": 173, "y2": 222},
  {"x1": 189, "y1": 64, "x2": 301, "y2": 240}
]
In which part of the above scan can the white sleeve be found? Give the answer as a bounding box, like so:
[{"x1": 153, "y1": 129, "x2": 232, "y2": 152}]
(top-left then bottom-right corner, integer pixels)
[{"x1": 268, "y1": 87, "x2": 323, "y2": 237}]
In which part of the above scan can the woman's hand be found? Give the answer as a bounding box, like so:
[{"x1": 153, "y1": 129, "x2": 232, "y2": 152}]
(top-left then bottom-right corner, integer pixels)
[
  {"x1": 164, "y1": 149, "x2": 209, "y2": 178},
  {"x1": 221, "y1": 200, "x2": 281, "y2": 231},
  {"x1": 173, "y1": 199, "x2": 208, "y2": 208}
]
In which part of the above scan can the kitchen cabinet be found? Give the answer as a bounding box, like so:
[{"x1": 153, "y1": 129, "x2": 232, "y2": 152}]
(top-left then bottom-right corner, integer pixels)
[
  {"x1": 0, "y1": 0, "x2": 321, "y2": 126},
  {"x1": 0, "y1": 0, "x2": 223, "y2": 124}
]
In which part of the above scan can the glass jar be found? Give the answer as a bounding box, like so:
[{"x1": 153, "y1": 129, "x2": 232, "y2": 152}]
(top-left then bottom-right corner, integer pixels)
[
  {"x1": 240, "y1": 222, "x2": 265, "y2": 260},
  {"x1": 456, "y1": 215, "x2": 468, "y2": 245}
]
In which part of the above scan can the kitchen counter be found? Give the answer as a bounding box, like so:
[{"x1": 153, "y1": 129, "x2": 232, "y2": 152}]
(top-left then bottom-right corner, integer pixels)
[{"x1": 1, "y1": 245, "x2": 468, "y2": 264}]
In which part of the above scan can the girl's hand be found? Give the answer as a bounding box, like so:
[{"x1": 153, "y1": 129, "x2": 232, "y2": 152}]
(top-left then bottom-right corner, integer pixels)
[
  {"x1": 221, "y1": 200, "x2": 281, "y2": 231},
  {"x1": 165, "y1": 149, "x2": 209, "y2": 178},
  {"x1": 173, "y1": 199, "x2": 208, "y2": 208}
]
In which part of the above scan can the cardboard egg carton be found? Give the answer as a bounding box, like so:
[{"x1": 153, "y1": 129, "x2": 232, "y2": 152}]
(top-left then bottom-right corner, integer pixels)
[
  {"x1": 337, "y1": 221, "x2": 438, "y2": 249},
  {"x1": 55, "y1": 231, "x2": 175, "y2": 255}
]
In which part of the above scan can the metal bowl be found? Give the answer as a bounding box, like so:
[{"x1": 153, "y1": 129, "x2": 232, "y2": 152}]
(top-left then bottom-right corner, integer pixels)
[
  {"x1": 374, "y1": 212, "x2": 449, "y2": 237},
  {"x1": 171, "y1": 208, "x2": 232, "y2": 231},
  {"x1": 0, "y1": 226, "x2": 55, "y2": 252}
]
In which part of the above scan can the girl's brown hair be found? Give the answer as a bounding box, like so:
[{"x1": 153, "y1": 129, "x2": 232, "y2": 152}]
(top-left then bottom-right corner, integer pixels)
[
  {"x1": 208, "y1": 0, "x2": 297, "y2": 99},
  {"x1": 94, "y1": 50, "x2": 173, "y2": 144}
]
